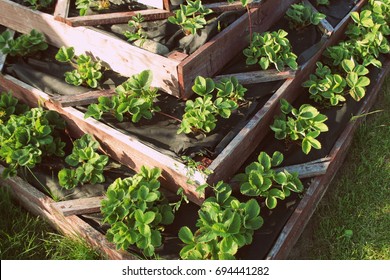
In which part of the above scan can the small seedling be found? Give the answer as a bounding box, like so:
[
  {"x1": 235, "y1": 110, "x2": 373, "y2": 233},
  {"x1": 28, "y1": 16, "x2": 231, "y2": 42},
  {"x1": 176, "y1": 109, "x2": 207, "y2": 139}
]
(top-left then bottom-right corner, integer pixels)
[
  {"x1": 124, "y1": 13, "x2": 147, "y2": 43},
  {"x1": 285, "y1": 2, "x2": 326, "y2": 30},
  {"x1": 75, "y1": 0, "x2": 110, "y2": 16},
  {"x1": 0, "y1": 29, "x2": 48, "y2": 57}
]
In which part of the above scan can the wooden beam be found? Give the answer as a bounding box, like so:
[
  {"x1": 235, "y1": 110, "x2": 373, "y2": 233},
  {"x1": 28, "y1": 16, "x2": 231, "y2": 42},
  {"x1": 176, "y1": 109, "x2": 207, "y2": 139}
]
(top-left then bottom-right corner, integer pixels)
[
  {"x1": 50, "y1": 89, "x2": 116, "y2": 107},
  {"x1": 0, "y1": 165, "x2": 136, "y2": 260},
  {"x1": 65, "y1": 9, "x2": 173, "y2": 27},
  {"x1": 53, "y1": 0, "x2": 70, "y2": 22},
  {"x1": 214, "y1": 69, "x2": 296, "y2": 85},
  {"x1": 138, "y1": 0, "x2": 164, "y2": 9},
  {"x1": 274, "y1": 157, "x2": 331, "y2": 179},
  {"x1": 204, "y1": 1, "x2": 261, "y2": 13},
  {"x1": 303, "y1": 0, "x2": 334, "y2": 36},
  {"x1": 0, "y1": 29, "x2": 14, "y2": 72},
  {"x1": 52, "y1": 196, "x2": 105, "y2": 216}
]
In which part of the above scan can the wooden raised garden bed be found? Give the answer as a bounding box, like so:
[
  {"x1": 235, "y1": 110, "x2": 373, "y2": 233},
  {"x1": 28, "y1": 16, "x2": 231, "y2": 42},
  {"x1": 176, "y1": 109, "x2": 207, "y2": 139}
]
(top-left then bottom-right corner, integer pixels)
[
  {"x1": 0, "y1": 0, "x2": 301, "y2": 99},
  {"x1": 1, "y1": 57, "x2": 388, "y2": 259},
  {"x1": 0, "y1": 0, "x2": 369, "y2": 205}
]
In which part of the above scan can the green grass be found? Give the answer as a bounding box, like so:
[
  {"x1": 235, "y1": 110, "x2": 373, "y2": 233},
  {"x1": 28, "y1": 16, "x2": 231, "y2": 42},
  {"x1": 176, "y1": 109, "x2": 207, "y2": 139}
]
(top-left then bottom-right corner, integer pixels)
[
  {"x1": 0, "y1": 187, "x2": 104, "y2": 260},
  {"x1": 290, "y1": 75, "x2": 390, "y2": 259}
]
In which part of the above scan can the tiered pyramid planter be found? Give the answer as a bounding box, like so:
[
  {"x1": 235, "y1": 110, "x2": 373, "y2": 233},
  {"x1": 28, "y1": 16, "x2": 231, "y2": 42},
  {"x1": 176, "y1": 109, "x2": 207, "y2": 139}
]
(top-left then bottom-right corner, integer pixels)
[
  {"x1": 0, "y1": 0, "x2": 368, "y2": 204},
  {"x1": 1, "y1": 0, "x2": 388, "y2": 260}
]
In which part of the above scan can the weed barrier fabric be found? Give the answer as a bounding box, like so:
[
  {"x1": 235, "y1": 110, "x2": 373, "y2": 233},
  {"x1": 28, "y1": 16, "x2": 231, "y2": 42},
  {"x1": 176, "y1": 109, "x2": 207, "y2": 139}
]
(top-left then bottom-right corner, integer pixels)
[
  {"x1": 309, "y1": 0, "x2": 358, "y2": 27},
  {"x1": 3, "y1": 48, "x2": 282, "y2": 159}
]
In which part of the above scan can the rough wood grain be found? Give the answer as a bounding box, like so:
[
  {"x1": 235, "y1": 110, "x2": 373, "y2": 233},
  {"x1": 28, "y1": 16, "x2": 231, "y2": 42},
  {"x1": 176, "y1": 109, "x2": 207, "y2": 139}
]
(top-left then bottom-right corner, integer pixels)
[
  {"x1": 52, "y1": 196, "x2": 105, "y2": 216},
  {"x1": 274, "y1": 158, "x2": 331, "y2": 179},
  {"x1": 65, "y1": 9, "x2": 172, "y2": 27},
  {"x1": 53, "y1": 0, "x2": 70, "y2": 21},
  {"x1": 214, "y1": 69, "x2": 296, "y2": 85},
  {"x1": 0, "y1": 0, "x2": 181, "y2": 96},
  {"x1": 138, "y1": 0, "x2": 164, "y2": 9},
  {"x1": 267, "y1": 56, "x2": 389, "y2": 260},
  {"x1": 0, "y1": 166, "x2": 136, "y2": 260},
  {"x1": 50, "y1": 89, "x2": 116, "y2": 107}
]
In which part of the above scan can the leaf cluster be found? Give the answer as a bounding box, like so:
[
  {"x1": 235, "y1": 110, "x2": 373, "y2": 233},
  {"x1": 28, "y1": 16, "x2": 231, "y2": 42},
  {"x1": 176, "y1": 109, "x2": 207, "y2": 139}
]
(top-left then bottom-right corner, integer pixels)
[
  {"x1": 179, "y1": 182, "x2": 263, "y2": 260},
  {"x1": 55, "y1": 46, "x2": 103, "y2": 89},
  {"x1": 234, "y1": 151, "x2": 303, "y2": 209},
  {"x1": 0, "y1": 92, "x2": 28, "y2": 124},
  {"x1": 58, "y1": 134, "x2": 109, "y2": 190},
  {"x1": 285, "y1": 2, "x2": 326, "y2": 30},
  {"x1": 0, "y1": 29, "x2": 48, "y2": 57},
  {"x1": 168, "y1": 0, "x2": 213, "y2": 35},
  {"x1": 101, "y1": 166, "x2": 174, "y2": 257},
  {"x1": 243, "y1": 29, "x2": 298, "y2": 71},
  {"x1": 316, "y1": 0, "x2": 329, "y2": 6},
  {"x1": 85, "y1": 70, "x2": 160, "y2": 123},
  {"x1": 75, "y1": 0, "x2": 110, "y2": 16},
  {"x1": 270, "y1": 99, "x2": 328, "y2": 154},
  {"x1": 0, "y1": 107, "x2": 66, "y2": 178},
  {"x1": 178, "y1": 76, "x2": 246, "y2": 135},
  {"x1": 124, "y1": 13, "x2": 147, "y2": 42}
]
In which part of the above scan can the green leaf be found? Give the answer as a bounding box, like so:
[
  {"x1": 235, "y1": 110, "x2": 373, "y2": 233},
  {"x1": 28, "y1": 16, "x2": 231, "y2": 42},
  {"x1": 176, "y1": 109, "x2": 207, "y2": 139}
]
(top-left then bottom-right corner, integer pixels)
[
  {"x1": 258, "y1": 152, "x2": 271, "y2": 170},
  {"x1": 265, "y1": 196, "x2": 278, "y2": 209},
  {"x1": 179, "y1": 227, "x2": 194, "y2": 244},
  {"x1": 244, "y1": 199, "x2": 261, "y2": 219}
]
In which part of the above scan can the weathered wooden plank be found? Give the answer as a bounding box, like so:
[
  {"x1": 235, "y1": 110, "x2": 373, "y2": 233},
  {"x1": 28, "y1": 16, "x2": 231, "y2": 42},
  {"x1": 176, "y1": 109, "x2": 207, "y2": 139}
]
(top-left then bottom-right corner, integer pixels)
[
  {"x1": 0, "y1": 165, "x2": 136, "y2": 260},
  {"x1": 52, "y1": 196, "x2": 105, "y2": 216},
  {"x1": 65, "y1": 9, "x2": 173, "y2": 27},
  {"x1": 204, "y1": 1, "x2": 260, "y2": 13},
  {"x1": 178, "y1": 0, "x2": 300, "y2": 99},
  {"x1": 50, "y1": 89, "x2": 116, "y2": 107},
  {"x1": 303, "y1": 0, "x2": 334, "y2": 36},
  {"x1": 0, "y1": 74, "x2": 207, "y2": 205},
  {"x1": 0, "y1": 0, "x2": 181, "y2": 97},
  {"x1": 267, "y1": 56, "x2": 389, "y2": 260},
  {"x1": 167, "y1": 51, "x2": 189, "y2": 62},
  {"x1": 206, "y1": 0, "x2": 367, "y2": 187},
  {"x1": 53, "y1": 0, "x2": 70, "y2": 21},
  {"x1": 0, "y1": 29, "x2": 14, "y2": 72},
  {"x1": 214, "y1": 69, "x2": 296, "y2": 85},
  {"x1": 274, "y1": 157, "x2": 331, "y2": 179}
]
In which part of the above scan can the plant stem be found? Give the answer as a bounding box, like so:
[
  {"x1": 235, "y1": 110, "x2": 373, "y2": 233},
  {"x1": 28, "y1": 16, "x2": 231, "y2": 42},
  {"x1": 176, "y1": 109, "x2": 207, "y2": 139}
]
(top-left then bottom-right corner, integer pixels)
[
  {"x1": 246, "y1": 5, "x2": 253, "y2": 44},
  {"x1": 155, "y1": 111, "x2": 182, "y2": 123}
]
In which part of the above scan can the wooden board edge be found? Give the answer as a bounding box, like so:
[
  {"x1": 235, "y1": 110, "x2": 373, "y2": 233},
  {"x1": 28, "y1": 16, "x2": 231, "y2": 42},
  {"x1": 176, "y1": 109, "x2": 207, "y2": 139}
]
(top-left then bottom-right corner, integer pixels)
[
  {"x1": 214, "y1": 69, "x2": 296, "y2": 84},
  {"x1": 65, "y1": 9, "x2": 172, "y2": 27},
  {"x1": 266, "y1": 58, "x2": 390, "y2": 260},
  {"x1": 0, "y1": 165, "x2": 136, "y2": 260},
  {"x1": 53, "y1": 0, "x2": 70, "y2": 20}
]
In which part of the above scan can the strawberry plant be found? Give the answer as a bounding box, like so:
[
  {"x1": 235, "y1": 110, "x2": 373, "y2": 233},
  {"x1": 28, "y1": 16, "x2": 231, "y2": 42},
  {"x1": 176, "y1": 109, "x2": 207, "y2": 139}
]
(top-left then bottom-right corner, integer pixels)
[
  {"x1": 270, "y1": 99, "x2": 328, "y2": 154},
  {"x1": 76, "y1": 0, "x2": 110, "y2": 16},
  {"x1": 234, "y1": 151, "x2": 303, "y2": 209},
  {"x1": 168, "y1": 0, "x2": 213, "y2": 35},
  {"x1": 243, "y1": 30, "x2": 298, "y2": 71},
  {"x1": 0, "y1": 107, "x2": 66, "y2": 178},
  {"x1": 285, "y1": 2, "x2": 326, "y2": 30},
  {"x1": 179, "y1": 182, "x2": 263, "y2": 260},
  {"x1": 341, "y1": 58, "x2": 371, "y2": 102},
  {"x1": 55, "y1": 46, "x2": 103, "y2": 89},
  {"x1": 85, "y1": 70, "x2": 160, "y2": 123},
  {"x1": 0, "y1": 92, "x2": 28, "y2": 124},
  {"x1": 0, "y1": 29, "x2": 48, "y2": 57},
  {"x1": 178, "y1": 76, "x2": 246, "y2": 135},
  {"x1": 101, "y1": 166, "x2": 175, "y2": 257},
  {"x1": 124, "y1": 13, "x2": 147, "y2": 43},
  {"x1": 302, "y1": 62, "x2": 348, "y2": 106},
  {"x1": 58, "y1": 134, "x2": 109, "y2": 190},
  {"x1": 345, "y1": 9, "x2": 390, "y2": 67}
]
